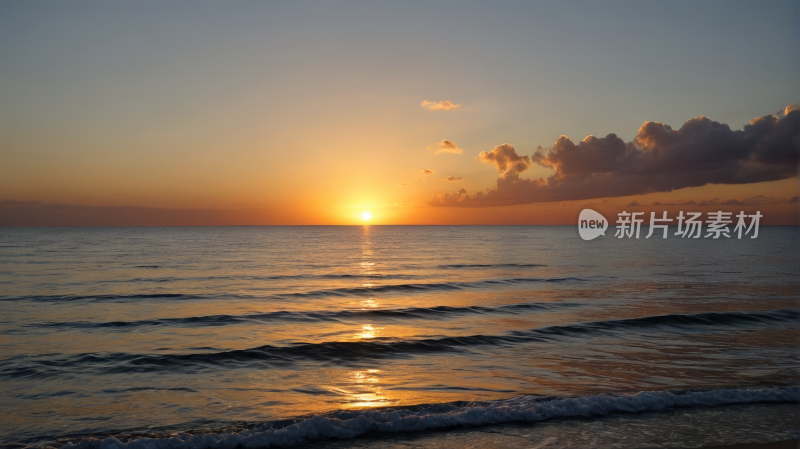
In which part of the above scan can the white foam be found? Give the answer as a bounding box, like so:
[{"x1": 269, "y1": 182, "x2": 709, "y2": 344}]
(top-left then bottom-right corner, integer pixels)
[{"x1": 59, "y1": 387, "x2": 799, "y2": 449}]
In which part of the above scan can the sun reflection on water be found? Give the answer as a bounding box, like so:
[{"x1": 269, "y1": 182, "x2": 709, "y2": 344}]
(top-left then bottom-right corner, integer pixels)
[
  {"x1": 345, "y1": 369, "x2": 389, "y2": 408},
  {"x1": 355, "y1": 324, "x2": 378, "y2": 339},
  {"x1": 360, "y1": 224, "x2": 375, "y2": 275},
  {"x1": 360, "y1": 298, "x2": 378, "y2": 309}
]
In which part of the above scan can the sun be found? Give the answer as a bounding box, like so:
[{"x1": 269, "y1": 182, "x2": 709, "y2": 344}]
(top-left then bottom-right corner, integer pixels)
[{"x1": 361, "y1": 211, "x2": 371, "y2": 221}]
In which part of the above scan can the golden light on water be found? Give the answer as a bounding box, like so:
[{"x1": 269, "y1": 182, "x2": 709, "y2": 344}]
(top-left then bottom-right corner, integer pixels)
[
  {"x1": 345, "y1": 369, "x2": 389, "y2": 408},
  {"x1": 356, "y1": 324, "x2": 377, "y2": 339},
  {"x1": 360, "y1": 298, "x2": 378, "y2": 309},
  {"x1": 361, "y1": 211, "x2": 371, "y2": 221}
]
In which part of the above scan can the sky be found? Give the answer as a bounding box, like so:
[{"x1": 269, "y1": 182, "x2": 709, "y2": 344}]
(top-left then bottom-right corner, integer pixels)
[{"x1": 1, "y1": 0, "x2": 798, "y2": 225}]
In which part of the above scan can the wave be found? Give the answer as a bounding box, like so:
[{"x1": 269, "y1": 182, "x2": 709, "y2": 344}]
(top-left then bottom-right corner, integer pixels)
[
  {"x1": 0, "y1": 293, "x2": 208, "y2": 303},
  {"x1": 438, "y1": 263, "x2": 547, "y2": 268},
  {"x1": 0, "y1": 277, "x2": 583, "y2": 303},
  {"x1": 56, "y1": 386, "x2": 800, "y2": 449},
  {"x1": 275, "y1": 277, "x2": 582, "y2": 300},
  {"x1": 6, "y1": 309, "x2": 796, "y2": 379},
  {"x1": 36, "y1": 301, "x2": 583, "y2": 330},
  {"x1": 117, "y1": 273, "x2": 424, "y2": 284}
]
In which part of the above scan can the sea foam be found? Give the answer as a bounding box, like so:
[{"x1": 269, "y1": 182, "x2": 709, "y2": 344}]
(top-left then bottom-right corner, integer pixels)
[{"x1": 59, "y1": 386, "x2": 799, "y2": 449}]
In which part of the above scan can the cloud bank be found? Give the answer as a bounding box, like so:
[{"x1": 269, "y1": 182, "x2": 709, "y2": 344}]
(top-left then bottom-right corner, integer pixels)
[
  {"x1": 427, "y1": 139, "x2": 464, "y2": 154},
  {"x1": 430, "y1": 108, "x2": 800, "y2": 207},
  {"x1": 617, "y1": 195, "x2": 797, "y2": 207},
  {"x1": 442, "y1": 176, "x2": 463, "y2": 182},
  {"x1": 420, "y1": 100, "x2": 462, "y2": 111}
]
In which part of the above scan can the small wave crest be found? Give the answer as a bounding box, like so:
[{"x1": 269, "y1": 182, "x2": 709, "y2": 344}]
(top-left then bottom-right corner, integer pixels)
[
  {"x1": 0, "y1": 293, "x2": 203, "y2": 303},
  {"x1": 277, "y1": 277, "x2": 581, "y2": 300},
  {"x1": 37, "y1": 301, "x2": 582, "y2": 330},
  {"x1": 57, "y1": 386, "x2": 800, "y2": 449},
  {"x1": 438, "y1": 263, "x2": 547, "y2": 268},
  {"x1": 1, "y1": 277, "x2": 581, "y2": 303}
]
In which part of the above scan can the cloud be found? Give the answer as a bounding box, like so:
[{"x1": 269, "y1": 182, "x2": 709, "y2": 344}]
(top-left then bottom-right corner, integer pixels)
[
  {"x1": 422, "y1": 169, "x2": 435, "y2": 174},
  {"x1": 661, "y1": 200, "x2": 697, "y2": 206},
  {"x1": 722, "y1": 199, "x2": 746, "y2": 205},
  {"x1": 720, "y1": 195, "x2": 800, "y2": 205},
  {"x1": 430, "y1": 107, "x2": 800, "y2": 207},
  {"x1": 663, "y1": 200, "x2": 701, "y2": 206},
  {"x1": 420, "y1": 100, "x2": 463, "y2": 111},
  {"x1": 397, "y1": 182, "x2": 408, "y2": 187},
  {"x1": 616, "y1": 196, "x2": 789, "y2": 207},
  {"x1": 443, "y1": 176, "x2": 463, "y2": 182},
  {"x1": 697, "y1": 197, "x2": 720, "y2": 206},
  {"x1": 700, "y1": 196, "x2": 796, "y2": 206},
  {"x1": 743, "y1": 195, "x2": 776, "y2": 204},
  {"x1": 476, "y1": 143, "x2": 531, "y2": 173},
  {"x1": 427, "y1": 140, "x2": 464, "y2": 154}
]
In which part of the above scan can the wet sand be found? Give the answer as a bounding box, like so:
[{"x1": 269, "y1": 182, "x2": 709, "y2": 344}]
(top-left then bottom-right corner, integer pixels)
[{"x1": 708, "y1": 440, "x2": 798, "y2": 449}]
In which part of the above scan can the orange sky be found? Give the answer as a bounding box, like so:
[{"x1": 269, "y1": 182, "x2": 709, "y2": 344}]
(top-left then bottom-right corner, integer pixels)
[{"x1": 2, "y1": 177, "x2": 796, "y2": 226}]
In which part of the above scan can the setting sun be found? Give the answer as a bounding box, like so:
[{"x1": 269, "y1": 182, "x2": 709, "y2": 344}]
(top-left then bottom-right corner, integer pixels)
[{"x1": 0, "y1": 3, "x2": 796, "y2": 448}]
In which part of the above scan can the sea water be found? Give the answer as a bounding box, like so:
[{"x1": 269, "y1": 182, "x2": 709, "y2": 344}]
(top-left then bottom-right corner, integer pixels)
[{"x1": 0, "y1": 226, "x2": 797, "y2": 448}]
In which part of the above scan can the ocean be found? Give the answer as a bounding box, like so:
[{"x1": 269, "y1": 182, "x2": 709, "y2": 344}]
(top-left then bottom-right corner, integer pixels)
[{"x1": 0, "y1": 225, "x2": 798, "y2": 448}]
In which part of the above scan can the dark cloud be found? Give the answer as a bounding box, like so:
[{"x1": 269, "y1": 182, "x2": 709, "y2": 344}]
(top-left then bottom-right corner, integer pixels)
[
  {"x1": 743, "y1": 195, "x2": 775, "y2": 204},
  {"x1": 430, "y1": 108, "x2": 799, "y2": 207},
  {"x1": 422, "y1": 169, "x2": 435, "y2": 174},
  {"x1": 624, "y1": 196, "x2": 793, "y2": 207},
  {"x1": 714, "y1": 196, "x2": 798, "y2": 206},
  {"x1": 697, "y1": 198, "x2": 720, "y2": 206},
  {"x1": 722, "y1": 199, "x2": 746, "y2": 205},
  {"x1": 661, "y1": 200, "x2": 698, "y2": 206},
  {"x1": 443, "y1": 176, "x2": 463, "y2": 182},
  {"x1": 476, "y1": 143, "x2": 531, "y2": 174}
]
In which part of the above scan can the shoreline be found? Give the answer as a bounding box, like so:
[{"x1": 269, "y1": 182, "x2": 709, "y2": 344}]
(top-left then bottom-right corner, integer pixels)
[{"x1": 707, "y1": 440, "x2": 798, "y2": 449}]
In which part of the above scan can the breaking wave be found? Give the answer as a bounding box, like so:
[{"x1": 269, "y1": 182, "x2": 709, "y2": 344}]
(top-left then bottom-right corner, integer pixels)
[{"x1": 57, "y1": 386, "x2": 800, "y2": 449}]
